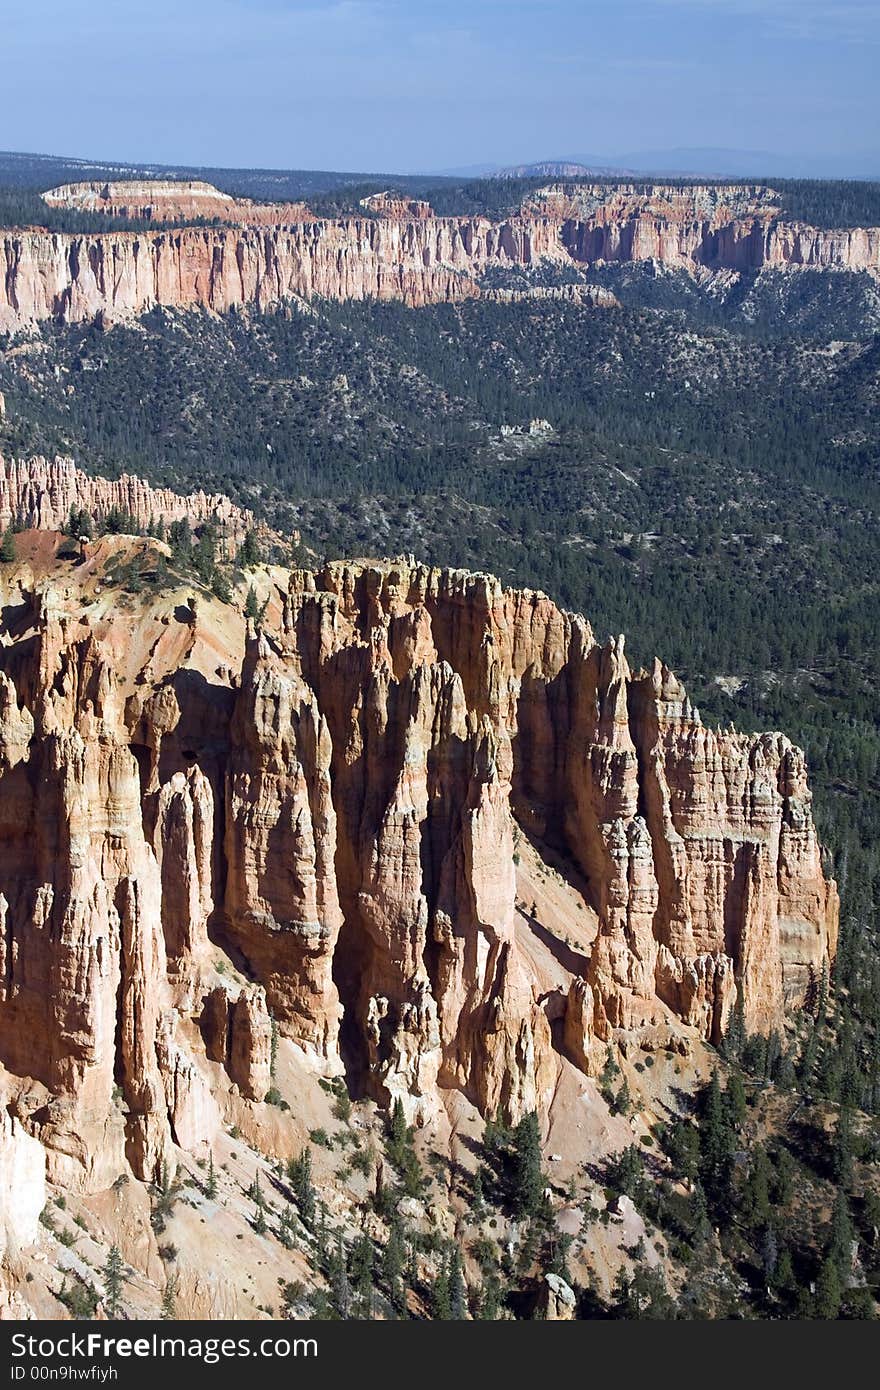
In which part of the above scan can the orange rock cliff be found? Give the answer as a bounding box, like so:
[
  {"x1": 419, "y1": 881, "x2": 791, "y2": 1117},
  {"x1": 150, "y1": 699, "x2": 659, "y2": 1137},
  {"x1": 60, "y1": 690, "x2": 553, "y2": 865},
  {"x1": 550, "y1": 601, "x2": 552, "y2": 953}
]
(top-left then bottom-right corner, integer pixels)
[
  {"x1": 0, "y1": 549, "x2": 837, "y2": 1193},
  {"x1": 0, "y1": 452, "x2": 257, "y2": 546},
  {"x1": 1, "y1": 181, "x2": 876, "y2": 332}
]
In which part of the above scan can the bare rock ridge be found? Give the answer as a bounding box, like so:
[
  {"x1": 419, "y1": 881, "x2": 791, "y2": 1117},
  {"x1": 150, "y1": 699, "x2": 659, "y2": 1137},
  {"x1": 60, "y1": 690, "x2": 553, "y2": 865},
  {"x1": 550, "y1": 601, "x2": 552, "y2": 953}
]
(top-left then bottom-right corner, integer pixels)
[
  {"x1": 0, "y1": 546, "x2": 837, "y2": 1193},
  {"x1": 1, "y1": 180, "x2": 876, "y2": 331},
  {"x1": 42, "y1": 179, "x2": 314, "y2": 226},
  {"x1": 0, "y1": 452, "x2": 257, "y2": 546}
]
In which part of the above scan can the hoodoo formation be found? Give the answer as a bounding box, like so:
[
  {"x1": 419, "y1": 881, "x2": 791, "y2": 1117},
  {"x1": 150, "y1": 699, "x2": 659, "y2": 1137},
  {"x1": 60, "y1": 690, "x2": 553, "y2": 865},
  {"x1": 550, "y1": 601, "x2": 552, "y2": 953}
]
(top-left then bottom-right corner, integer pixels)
[
  {"x1": 0, "y1": 542, "x2": 836, "y2": 1201},
  {"x1": 0, "y1": 452, "x2": 257, "y2": 545},
  {"x1": 1, "y1": 180, "x2": 877, "y2": 332}
]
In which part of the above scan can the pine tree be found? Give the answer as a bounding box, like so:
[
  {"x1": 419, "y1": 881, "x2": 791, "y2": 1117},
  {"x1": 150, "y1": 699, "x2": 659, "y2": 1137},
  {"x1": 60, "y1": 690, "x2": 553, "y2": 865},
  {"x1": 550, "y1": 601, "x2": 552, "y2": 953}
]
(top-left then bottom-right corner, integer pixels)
[
  {"x1": 193, "y1": 525, "x2": 217, "y2": 584},
  {"x1": 382, "y1": 1213, "x2": 405, "y2": 1287},
  {"x1": 699, "y1": 1072, "x2": 734, "y2": 1219},
  {"x1": 290, "y1": 1148, "x2": 316, "y2": 1229},
  {"x1": 103, "y1": 1245, "x2": 125, "y2": 1319},
  {"x1": 612, "y1": 1079, "x2": 632, "y2": 1117},
  {"x1": 432, "y1": 1261, "x2": 451, "y2": 1320},
  {"x1": 350, "y1": 1234, "x2": 374, "y2": 1314},
  {"x1": 448, "y1": 1247, "x2": 466, "y2": 1320},
  {"x1": 760, "y1": 1223, "x2": 778, "y2": 1285},
  {"x1": 253, "y1": 1202, "x2": 267, "y2": 1235},
  {"x1": 815, "y1": 1256, "x2": 842, "y2": 1319},
  {"x1": 278, "y1": 1204, "x2": 295, "y2": 1249},
  {"x1": 0, "y1": 528, "x2": 16, "y2": 563},
  {"x1": 829, "y1": 1189, "x2": 854, "y2": 1276},
  {"x1": 244, "y1": 585, "x2": 261, "y2": 622},
  {"x1": 238, "y1": 529, "x2": 261, "y2": 568},
  {"x1": 511, "y1": 1111, "x2": 544, "y2": 1219},
  {"x1": 205, "y1": 1152, "x2": 217, "y2": 1200},
  {"x1": 472, "y1": 1167, "x2": 485, "y2": 1214},
  {"x1": 161, "y1": 1272, "x2": 178, "y2": 1321},
  {"x1": 330, "y1": 1234, "x2": 351, "y2": 1319},
  {"x1": 743, "y1": 1146, "x2": 772, "y2": 1229},
  {"x1": 388, "y1": 1097, "x2": 407, "y2": 1150},
  {"x1": 773, "y1": 1247, "x2": 795, "y2": 1295},
  {"x1": 724, "y1": 1072, "x2": 748, "y2": 1130},
  {"x1": 722, "y1": 994, "x2": 746, "y2": 1061},
  {"x1": 832, "y1": 1105, "x2": 854, "y2": 1189},
  {"x1": 478, "y1": 1272, "x2": 502, "y2": 1320}
]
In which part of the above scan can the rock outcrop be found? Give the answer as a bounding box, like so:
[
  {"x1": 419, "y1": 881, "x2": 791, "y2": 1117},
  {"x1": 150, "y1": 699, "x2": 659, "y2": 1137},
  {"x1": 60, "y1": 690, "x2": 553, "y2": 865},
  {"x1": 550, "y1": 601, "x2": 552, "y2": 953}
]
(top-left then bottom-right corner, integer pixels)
[
  {"x1": 0, "y1": 1110, "x2": 45, "y2": 1258},
  {"x1": 0, "y1": 453, "x2": 256, "y2": 548},
  {"x1": 42, "y1": 179, "x2": 314, "y2": 226},
  {"x1": 0, "y1": 546, "x2": 837, "y2": 1190},
  {"x1": 1, "y1": 181, "x2": 876, "y2": 332},
  {"x1": 360, "y1": 191, "x2": 434, "y2": 220}
]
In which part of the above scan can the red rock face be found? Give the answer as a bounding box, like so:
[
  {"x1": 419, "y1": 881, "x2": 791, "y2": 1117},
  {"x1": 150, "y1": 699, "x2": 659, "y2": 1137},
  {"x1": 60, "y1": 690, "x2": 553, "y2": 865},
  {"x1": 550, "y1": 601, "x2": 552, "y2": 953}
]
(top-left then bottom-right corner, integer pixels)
[
  {"x1": 0, "y1": 453, "x2": 256, "y2": 550},
  {"x1": 1, "y1": 181, "x2": 877, "y2": 332},
  {"x1": 0, "y1": 552, "x2": 837, "y2": 1188}
]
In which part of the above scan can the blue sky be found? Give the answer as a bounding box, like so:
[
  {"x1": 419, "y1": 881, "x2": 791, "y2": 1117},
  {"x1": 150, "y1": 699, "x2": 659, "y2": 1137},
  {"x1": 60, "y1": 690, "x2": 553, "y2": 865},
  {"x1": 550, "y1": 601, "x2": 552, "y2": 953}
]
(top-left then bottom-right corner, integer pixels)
[{"x1": 3, "y1": 0, "x2": 879, "y2": 174}]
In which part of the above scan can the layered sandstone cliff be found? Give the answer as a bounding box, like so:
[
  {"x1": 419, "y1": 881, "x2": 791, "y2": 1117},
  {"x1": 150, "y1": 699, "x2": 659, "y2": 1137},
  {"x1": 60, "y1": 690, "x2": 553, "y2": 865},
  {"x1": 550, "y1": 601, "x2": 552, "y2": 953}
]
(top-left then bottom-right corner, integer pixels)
[
  {"x1": 2, "y1": 182, "x2": 876, "y2": 332},
  {"x1": 0, "y1": 543, "x2": 836, "y2": 1193},
  {"x1": 0, "y1": 453, "x2": 256, "y2": 547},
  {"x1": 42, "y1": 179, "x2": 314, "y2": 226}
]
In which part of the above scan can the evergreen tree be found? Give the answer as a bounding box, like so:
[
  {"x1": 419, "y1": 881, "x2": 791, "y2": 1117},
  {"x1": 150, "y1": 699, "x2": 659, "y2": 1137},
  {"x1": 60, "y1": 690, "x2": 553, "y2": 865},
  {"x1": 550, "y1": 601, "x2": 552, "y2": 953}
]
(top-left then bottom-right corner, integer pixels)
[
  {"x1": 815, "y1": 1256, "x2": 842, "y2": 1319},
  {"x1": 478, "y1": 1272, "x2": 502, "y2": 1320},
  {"x1": 832, "y1": 1105, "x2": 854, "y2": 1189},
  {"x1": 289, "y1": 1148, "x2": 316, "y2": 1229},
  {"x1": 448, "y1": 1247, "x2": 467, "y2": 1320},
  {"x1": 829, "y1": 1189, "x2": 855, "y2": 1276},
  {"x1": 722, "y1": 994, "x2": 746, "y2": 1061},
  {"x1": 760, "y1": 1223, "x2": 778, "y2": 1285},
  {"x1": 511, "y1": 1111, "x2": 544, "y2": 1219},
  {"x1": 743, "y1": 1146, "x2": 772, "y2": 1229},
  {"x1": 205, "y1": 1152, "x2": 217, "y2": 1200},
  {"x1": 103, "y1": 1245, "x2": 125, "y2": 1319},
  {"x1": 472, "y1": 1167, "x2": 485, "y2": 1215},
  {"x1": 0, "y1": 528, "x2": 16, "y2": 563},
  {"x1": 724, "y1": 1072, "x2": 748, "y2": 1130},
  {"x1": 388, "y1": 1097, "x2": 407, "y2": 1151},
  {"x1": 773, "y1": 1247, "x2": 796, "y2": 1296},
  {"x1": 330, "y1": 1234, "x2": 351, "y2": 1319},
  {"x1": 193, "y1": 525, "x2": 217, "y2": 584},
  {"x1": 244, "y1": 585, "x2": 261, "y2": 622},
  {"x1": 278, "y1": 1204, "x2": 295, "y2": 1249},
  {"x1": 350, "y1": 1234, "x2": 374, "y2": 1315},
  {"x1": 432, "y1": 1261, "x2": 451, "y2": 1320},
  {"x1": 238, "y1": 529, "x2": 261, "y2": 567},
  {"x1": 698, "y1": 1072, "x2": 734, "y2": 1220},
  {"x1": 382, "y1": 1213, "x2": 405, "y2": 1287},
  {"x1": 160, "y1": 1272, "x2": 178, "y2": 1321},
  {"x1": 611, "y1": 1078, "x2": 632, "y2": 1117}
]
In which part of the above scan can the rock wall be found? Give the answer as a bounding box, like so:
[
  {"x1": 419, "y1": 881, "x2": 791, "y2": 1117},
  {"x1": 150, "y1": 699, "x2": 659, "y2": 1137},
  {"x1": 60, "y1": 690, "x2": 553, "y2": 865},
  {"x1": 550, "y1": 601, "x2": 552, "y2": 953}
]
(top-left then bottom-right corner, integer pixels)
[
  {"x1": 1, "y1": 181, "x2": 877, "y2": 331},
  {"x1": 0, "y1": 552, "x2": 837, "y2": 1189},
  {"x1": 42, "y1": 179, "x2": 314, "y2": 226},
  {"x1": 0, "y1": 218, "x2": 560, "y2": 331},
  {"x1": 0, "y1": 453, "x2": 256, "y2": 546}
]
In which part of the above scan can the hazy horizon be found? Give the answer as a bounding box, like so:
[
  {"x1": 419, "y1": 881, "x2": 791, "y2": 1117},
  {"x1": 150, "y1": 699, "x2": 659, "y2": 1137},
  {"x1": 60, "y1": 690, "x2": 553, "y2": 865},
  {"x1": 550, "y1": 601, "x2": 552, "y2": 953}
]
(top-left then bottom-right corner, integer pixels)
[{"x1": 3, "y1": 1, "x2": 879, "y2": 179}]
